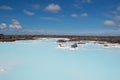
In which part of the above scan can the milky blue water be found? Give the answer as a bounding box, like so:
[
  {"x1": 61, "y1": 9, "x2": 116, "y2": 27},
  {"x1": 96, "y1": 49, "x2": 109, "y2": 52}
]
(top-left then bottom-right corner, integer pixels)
[{"x1": 0, "y1": 39, "x2": 120, "y2": 80}]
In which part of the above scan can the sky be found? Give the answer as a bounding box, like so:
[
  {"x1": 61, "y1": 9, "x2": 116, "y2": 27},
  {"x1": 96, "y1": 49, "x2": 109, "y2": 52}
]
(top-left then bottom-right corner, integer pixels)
[{"x1": 0, "y1": 0, "x2": 120, "y2": 35}]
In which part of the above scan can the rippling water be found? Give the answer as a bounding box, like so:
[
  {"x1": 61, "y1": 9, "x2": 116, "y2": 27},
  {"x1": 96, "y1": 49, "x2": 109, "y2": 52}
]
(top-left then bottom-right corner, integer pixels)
[{"x1": 0, "y1": 39, "x2": 120, "y2": 80}]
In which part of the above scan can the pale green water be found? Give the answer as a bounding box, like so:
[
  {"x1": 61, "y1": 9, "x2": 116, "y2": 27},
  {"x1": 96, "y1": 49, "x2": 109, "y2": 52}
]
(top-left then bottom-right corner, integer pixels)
[{"x1": 0, "y1": 39, "x2": 120, "y2": 80}]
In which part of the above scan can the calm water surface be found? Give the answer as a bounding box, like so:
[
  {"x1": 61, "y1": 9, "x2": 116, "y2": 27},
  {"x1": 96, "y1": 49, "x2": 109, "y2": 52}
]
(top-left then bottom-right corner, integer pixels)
[{"x1": 0, "y1": 39, "x2": 120, "y2": 80}]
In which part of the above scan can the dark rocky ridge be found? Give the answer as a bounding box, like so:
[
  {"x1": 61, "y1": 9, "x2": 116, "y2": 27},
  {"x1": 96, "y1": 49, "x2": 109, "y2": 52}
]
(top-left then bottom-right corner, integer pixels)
[{"x1": 0, "y1": 34, "x2": 120, "y2": 44}]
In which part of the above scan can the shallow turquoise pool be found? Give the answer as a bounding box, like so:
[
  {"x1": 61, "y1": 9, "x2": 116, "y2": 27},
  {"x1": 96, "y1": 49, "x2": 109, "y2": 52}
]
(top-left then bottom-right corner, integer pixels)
[{"x1": 0, "y1": 39, "x2": 120, "y2": 80}]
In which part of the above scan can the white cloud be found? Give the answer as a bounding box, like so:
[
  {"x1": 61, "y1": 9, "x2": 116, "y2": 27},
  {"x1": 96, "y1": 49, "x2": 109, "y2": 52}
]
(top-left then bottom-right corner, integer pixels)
[
  {"x1": 40, "y1": 17, "x2": 59, "y2": 21},
  {"x1": 11, "y1": 19, "x2": 20, "y2": 25},
  {"x1": 71, "y1": 14, "x2": 78, "y2": 17},
  {"x1": 9, "y1": 25, "x2": 22, "y2": 29},
  {"x1": 9, "y1": 19, "x2": 22, "y2": 29},
  {"x1": 114, "y1": 16, "x2": 120, "y2": 20},
  {"x1": 45, "y1": 3, "x2": 61, "y2": 13},
  {"x1": 117, "y1": 6, "x2": 120, "y2": 11},
  {"x1": 103, "y1": 20, "x2": 116, "y2": 26},
  {"x1": 0, "y1": 5, "x2": 13, "y2": 10},
  {"x1": 104, "y1": 5, "x2": 120, "y2": 27},
  {"x1": 73, "y1": 4, "x2": 82, "y2": 9},
  {"x1": 76, "y1": 0, "x2": 92, "y2": 3},
  {"x1": 0, "y1": 23, "x2": 7, "y2": 29},
  {"x1": 83, "y1": 0, "x2": 91, "y2": 3},
  {"x1": 80, "y1": 13, "x2": 88, "y2": 17},
  {"x1": 32, "y1": 4, "x2": 40, "y2": 10},
  {"x1": 71, "y1": 13, "x2": 88, "y2": 18},
  {"x1": 23, "y1": 9, "x2": 35, "y2": 16}
]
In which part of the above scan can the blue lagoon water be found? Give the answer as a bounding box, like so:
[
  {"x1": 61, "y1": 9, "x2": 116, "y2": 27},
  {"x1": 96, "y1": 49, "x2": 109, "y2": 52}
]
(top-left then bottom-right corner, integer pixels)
[{"x1": 0, "y1": 39, "x2": 120, "y2": 80}]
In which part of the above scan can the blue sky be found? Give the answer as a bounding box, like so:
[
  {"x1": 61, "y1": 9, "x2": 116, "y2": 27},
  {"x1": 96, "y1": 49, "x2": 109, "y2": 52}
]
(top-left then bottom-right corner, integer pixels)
[{"x1": 0, "y1": 0, "x2": 120, "y2": 35}]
